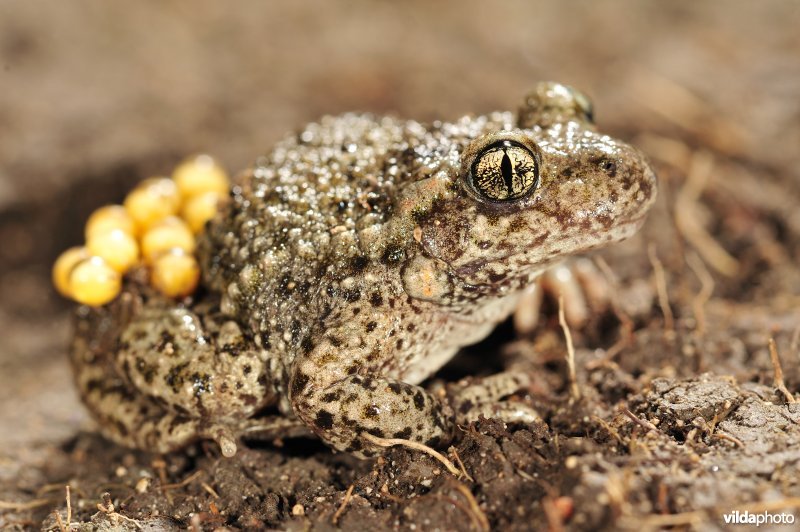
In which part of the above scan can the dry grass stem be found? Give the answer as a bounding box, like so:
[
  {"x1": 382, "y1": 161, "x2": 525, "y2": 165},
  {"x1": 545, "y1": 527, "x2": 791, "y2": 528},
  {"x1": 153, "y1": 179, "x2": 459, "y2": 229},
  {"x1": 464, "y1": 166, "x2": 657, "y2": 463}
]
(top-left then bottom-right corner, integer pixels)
[
  {"x1": 591, "y1": 257, "x2": 635, "y2": 362},
  {"x1": 0, "y1": 498, "x2": 54, "y2": 511},
  {"x1": 648, "y1": 245, "x2": 675, "y2": 335},
  {"x1": 623, "y1": 408, "x2": 659, "y2": 433},
  {"x1": 674, "y1": 150, "x2": 739, "y2": 276},
  {"x1": 541, "y1": 496, "x2": 566, "y2": 532},
  {"x1": 558, "y1": 295, "x2": 581, "y2": 400},
  {"x1": 686, "y1": 251, "x2": 714, "y2": 338},
  {"x1": 768, "y1": 337, "x2": 796, "y2": 403},
  {"x1": 451, "y1": 482, "x2": 490, "y2": 532},
  {"x1": 449, "y1": 447, "x2": 474, "y2": 482},
  {"x1": 331, "y1": 484, "x2": 354, "y2": 525},
  {"x1": 362, "y1": 433, "x2": 461, "y2": 477}
]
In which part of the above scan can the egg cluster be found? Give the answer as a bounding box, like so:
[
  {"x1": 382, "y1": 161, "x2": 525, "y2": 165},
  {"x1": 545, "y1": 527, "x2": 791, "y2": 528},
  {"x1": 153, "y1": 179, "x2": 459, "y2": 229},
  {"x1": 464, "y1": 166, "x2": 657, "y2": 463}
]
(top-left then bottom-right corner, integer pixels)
[{"x1": 53, "y1": 155, "x2": 229, "y2": 306}]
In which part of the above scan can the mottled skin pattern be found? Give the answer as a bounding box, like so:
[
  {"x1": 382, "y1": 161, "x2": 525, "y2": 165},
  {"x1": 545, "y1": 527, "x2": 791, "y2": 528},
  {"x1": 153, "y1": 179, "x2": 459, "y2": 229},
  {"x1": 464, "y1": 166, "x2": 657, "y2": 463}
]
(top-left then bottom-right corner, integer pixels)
[{"x1": 70, "y1": 83, "x2": 656, "y2": 458}]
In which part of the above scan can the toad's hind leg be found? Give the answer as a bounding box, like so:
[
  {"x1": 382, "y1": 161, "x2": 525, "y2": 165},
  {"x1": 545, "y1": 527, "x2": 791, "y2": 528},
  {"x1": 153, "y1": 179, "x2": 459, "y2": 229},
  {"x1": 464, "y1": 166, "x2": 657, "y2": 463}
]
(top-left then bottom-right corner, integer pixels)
[{"x1": 70, "y1": 296, "x2": 277, "y2": 456}]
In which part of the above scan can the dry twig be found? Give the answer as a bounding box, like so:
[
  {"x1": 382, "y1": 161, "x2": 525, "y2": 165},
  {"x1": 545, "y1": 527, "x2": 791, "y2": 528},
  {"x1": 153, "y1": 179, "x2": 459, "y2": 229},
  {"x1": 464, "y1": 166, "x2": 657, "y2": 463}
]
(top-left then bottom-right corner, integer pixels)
[
  {"x1": 331, "y1": 484, "x2": 354, "y2": 525},
  {"x1": 451, "y1": 482, "x2": 490, "y2": 532},
  {"x1": 768, "y1": 337, "x2": 796, "y2": 403},
  {"x1": 648, "y1": 245, "x2": 674, "y2": 335},
  {"x1": 362, "y1": 433, "x2": 461, "y2": 477},
  {"x1": 674, "y1": 150, "x2": 739, "y2": 277},
  {"x1": 623, "y1": 408, "x2": 659, "y2": 433},
  {"x1": 686, "y1": 251, "x2": 714, "y2": 338},
  {"x1": 558, "y1": 295, "x2": 581, "y2": 400}
]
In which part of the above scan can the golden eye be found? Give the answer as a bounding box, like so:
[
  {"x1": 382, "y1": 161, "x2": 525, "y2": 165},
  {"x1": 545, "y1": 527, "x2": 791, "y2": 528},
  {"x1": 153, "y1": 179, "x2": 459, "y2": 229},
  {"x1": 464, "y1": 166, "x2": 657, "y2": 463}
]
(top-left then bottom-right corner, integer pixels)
[{"x1": 470, "y1": 140, "x2": 539, "y2": 201}]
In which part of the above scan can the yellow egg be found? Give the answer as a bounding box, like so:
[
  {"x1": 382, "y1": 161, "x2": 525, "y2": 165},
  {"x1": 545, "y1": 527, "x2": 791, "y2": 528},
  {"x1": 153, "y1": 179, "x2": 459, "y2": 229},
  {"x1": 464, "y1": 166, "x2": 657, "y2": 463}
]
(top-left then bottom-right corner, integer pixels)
[
  {"x1": 141, "y1": 216, "x2": 196, "y2": 263},
  {"x1": 87, "y1": 229, "x2": 140, "y2": 273},
  {"x1": 52, "y1": 246, "x2": 90, "y2": 297},
  {"x1": 151, "y1": 249, "x2": 200, "y2": 298},
  {"x1": 123, "y1": 177, "x2": 180, "y2": 232},
  {"x1": 85, "y1": 205, "x2": 136, "y2": 240},
  {"x1": 173, "y1": 154, "x2": 229, "y2": 199},
  {"x1": 69, "y1": 256, "x2": 122, "y2": 306},
  {"x1": 181, "y1": 191, "x2": 222, "y2": 233}
]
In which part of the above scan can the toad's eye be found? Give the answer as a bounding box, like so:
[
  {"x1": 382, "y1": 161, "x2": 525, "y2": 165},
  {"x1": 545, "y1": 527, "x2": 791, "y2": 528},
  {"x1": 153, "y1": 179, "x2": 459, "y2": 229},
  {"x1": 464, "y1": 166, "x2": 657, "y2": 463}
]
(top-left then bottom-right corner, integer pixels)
[{"x1": 470, "y1": 140, "x2": 539, "y2": 201}]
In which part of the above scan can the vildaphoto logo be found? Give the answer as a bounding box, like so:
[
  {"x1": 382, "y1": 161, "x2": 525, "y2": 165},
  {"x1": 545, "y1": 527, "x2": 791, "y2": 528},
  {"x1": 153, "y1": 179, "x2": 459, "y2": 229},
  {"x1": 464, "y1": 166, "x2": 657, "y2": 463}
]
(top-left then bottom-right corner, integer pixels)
[{"x1": 722, "y1": 510, "x2": 796, "y2": 526}]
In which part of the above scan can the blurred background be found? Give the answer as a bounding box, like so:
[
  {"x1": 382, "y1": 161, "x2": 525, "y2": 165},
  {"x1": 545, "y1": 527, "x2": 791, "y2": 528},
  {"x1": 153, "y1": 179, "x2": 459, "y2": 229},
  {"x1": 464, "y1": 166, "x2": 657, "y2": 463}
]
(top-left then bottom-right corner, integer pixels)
[{"x1": 1, "y1": 0, "x2": 798, "y2": 503}]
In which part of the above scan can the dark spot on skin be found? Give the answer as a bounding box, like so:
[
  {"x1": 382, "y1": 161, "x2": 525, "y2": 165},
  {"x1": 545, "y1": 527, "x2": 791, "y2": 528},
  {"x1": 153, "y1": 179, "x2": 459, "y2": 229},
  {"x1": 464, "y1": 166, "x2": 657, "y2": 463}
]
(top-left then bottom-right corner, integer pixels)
[
  {"x1": 370, "y1": 292, "x2": 383, "y2": 307},
  {"x1": 300, "y1": 336, "x2": 314, "y2": 354},
  {"x1": 344, "y1": 392, "x2": 358, "y2": 404},
  {"x1": 366, "y1": 427, "x2": 384, "y2": 438},
  {"x1": 322, "y1": 391, "x2": 341, "y2": 402},
  {"x1": 413, "y1": 390, "x2": 425, "y2": 410},
  {"x1": 364, "y1": 405, "x2": 380, "y2": 419},
  {"x1": 344, "y1": 288, "x2": 361, "y2": 302},
  {"x1": 191, "y1": 373, "x2": 211, "y2": 397},
  {"x1": 315, "y1": 410, "x2": 334, "y2": 430},
  {"x1": 396, "y1": 339, "x2": 404, "y2": 350},
  {"x1": 353, "y1": 308, "x2": 361, "y2": 316},
  {"x1": 599, "y1": 158, "x2": 617, "y2": 177},
  {"x1": 326, "y1": 285, "x2": 338, "y2": 298},
  {"x1": 425, "y1": 436, "x2": 441, "y2": 447},
  {"x1": 258, "y1": 373, "x2": 267, "y2": 386},
  {"x1": 366, "y1": 321, "x2": 377, "y2": 333},
  {"x1": 165, "y1": 362, "x2": 190, "y2": 393},
  {"x1": 350, "y1": 255, "x2": 369, "y2": 272},
  {"x1": 291, "y1": 372, "x2": 310, "y2": 398},
  {"x1": 347, "y1": 365, "x2": 359, "y2": 375},
  {"x1": 381, "y1": 244, "x2": 406, "y2": 264},
  {"x1": 243, "y1": 365, "x2": 252, "y2": 375},
  {"x1": 394, "y1": 427, "x2": 412, "y2": 439},
  {"x1": 406, "y1": 323, "x2": 416, "y2": 332},
  {"x1": 477, "y1": 240, "x2": 492, "y2": 250},
  {"x1": 459, "y1": 400, "x2": 474, "y2": 414},
  {"x1": 156, "y1": 331, "x2": 175, "y2": 353},
  {"x1": 488, "y1": 271, "x2": 506, "y2": 283},
  {"x1": 260, "y1": 332, "x2": 271, "y2": 350},
  {"x1": 135, "y1": 357, "x2": 156, "y2": 384},
  {"x1": 236, "y1": 381, "x2": 243, "y2": 390},
  {"x1": 562, "y1": 166, "x2": 574, "y2": 177},
  {"x1": 345, "y1": 439, "x2": 363, "y2": 453},
  {"x1": 388, "y1": 382, "x2": 402, "y2": 394},
  {"x1": 328, "y1": 335, "x2": 343, "y2": 348}
]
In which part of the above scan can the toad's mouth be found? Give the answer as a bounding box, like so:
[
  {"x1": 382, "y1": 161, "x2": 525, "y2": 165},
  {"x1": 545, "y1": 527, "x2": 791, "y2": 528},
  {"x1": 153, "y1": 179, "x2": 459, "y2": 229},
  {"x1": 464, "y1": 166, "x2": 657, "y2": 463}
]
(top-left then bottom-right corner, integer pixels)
[{"x1": 449, "y1": 213, "x2": 649, "y2": 282}]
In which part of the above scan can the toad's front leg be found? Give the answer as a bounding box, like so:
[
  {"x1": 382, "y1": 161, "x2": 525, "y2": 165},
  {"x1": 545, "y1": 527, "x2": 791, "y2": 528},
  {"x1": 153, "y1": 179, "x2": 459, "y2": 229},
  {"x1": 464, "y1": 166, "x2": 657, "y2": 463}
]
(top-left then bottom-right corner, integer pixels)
[{"x1": 289, "y1": 328, "x2": 455, "y2": 458}]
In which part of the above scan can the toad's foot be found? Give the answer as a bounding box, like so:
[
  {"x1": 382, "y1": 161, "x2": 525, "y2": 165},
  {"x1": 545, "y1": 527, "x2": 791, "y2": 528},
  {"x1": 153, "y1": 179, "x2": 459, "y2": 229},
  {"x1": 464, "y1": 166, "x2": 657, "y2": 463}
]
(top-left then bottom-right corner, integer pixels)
[
  {"x1": 449, "y1": 371, "x2": 541, "y2": 426},
  {"x1": 513, "y1": 258, "x2": 612, "y2": 333}
]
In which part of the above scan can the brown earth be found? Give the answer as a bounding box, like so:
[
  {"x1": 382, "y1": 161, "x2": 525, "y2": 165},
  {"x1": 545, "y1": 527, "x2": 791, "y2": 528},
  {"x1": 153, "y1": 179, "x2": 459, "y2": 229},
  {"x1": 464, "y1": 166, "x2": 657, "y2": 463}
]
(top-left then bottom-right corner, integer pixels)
[{"x1": 1, "y1": 1, "x2": 799, "y2": 530}]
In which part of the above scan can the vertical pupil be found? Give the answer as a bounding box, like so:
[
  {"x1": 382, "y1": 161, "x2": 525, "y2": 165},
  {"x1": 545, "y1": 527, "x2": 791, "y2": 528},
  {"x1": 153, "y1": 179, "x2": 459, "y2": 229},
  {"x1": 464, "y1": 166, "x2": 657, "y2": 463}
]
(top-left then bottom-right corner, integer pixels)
[{"x1": 500, "y1": 149, "x2": 514, "y2": 195}]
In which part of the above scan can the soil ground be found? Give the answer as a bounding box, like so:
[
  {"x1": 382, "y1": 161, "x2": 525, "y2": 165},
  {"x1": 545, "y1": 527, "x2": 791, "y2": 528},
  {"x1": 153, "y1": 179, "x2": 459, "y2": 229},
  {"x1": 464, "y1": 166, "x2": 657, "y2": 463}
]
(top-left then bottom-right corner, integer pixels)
[{"x1": 1, "y1": 1, "x2": 800, "y2": 530}]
